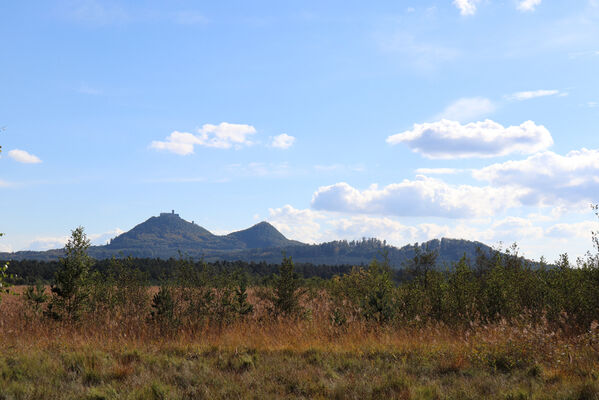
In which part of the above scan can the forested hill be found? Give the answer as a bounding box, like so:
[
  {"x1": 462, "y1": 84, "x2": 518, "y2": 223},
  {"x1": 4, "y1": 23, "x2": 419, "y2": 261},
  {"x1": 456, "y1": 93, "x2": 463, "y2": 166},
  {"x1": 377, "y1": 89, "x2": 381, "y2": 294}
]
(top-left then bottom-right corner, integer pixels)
[{"x1": 0, "y1": 212, "x2": 497, "y2": 267}]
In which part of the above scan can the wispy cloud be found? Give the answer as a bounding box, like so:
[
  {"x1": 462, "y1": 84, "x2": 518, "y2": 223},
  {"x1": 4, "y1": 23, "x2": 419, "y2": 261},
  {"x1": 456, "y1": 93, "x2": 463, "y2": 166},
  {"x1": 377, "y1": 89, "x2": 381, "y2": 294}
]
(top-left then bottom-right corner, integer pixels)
[
  {"x1": 435, "y1": 97, "x2": 496, "y2": 122},
  {"x1": 517, "y1": 0, "x2": 542, "y2": 12},
  {"x1": 77, "y1": 82, "x2": 102, "y2": 95},
  {"x1": 506, "y1": 89, "x2": 564, "y2": 101},
  {"x1": 172, "y1": 10, "x2": 208, "y2": 25},
  {"x1": 569, "y1": 50, "x2": 599, "y2": 59},
  {"x1": 8, "y1": 149, "x2": 42, "y2": 164},
  {"x1": 61, "y1": 1, "x2": 208, "y2": 26},
  {"x1": 63, "y1": 0, "x2": 129, "y2": 26},
  {"x1": 376, "y1": 32, "x2": 460, "y2": 70}
]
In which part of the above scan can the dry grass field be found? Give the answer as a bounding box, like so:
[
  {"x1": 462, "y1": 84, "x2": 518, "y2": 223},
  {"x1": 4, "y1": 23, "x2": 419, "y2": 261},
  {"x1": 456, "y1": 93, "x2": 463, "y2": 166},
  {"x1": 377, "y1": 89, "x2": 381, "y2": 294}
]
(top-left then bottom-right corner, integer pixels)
[{"x1": 2, "y1": 286, "x2": 599, "y2": 400}]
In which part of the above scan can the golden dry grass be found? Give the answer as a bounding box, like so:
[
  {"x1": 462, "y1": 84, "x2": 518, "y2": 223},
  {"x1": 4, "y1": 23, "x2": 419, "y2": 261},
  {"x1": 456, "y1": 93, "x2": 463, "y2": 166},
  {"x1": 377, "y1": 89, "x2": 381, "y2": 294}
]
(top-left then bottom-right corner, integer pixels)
[{"x1": 2, "y1": 287, "x2": 599, "y2": 399}]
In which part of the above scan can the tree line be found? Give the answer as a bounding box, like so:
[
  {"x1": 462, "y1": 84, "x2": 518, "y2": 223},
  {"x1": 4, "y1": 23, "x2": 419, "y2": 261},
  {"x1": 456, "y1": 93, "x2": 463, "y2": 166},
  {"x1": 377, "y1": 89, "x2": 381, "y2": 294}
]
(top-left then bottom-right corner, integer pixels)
[{"x1": 0, "y1": 211, "x2": 595, "y2": 335}]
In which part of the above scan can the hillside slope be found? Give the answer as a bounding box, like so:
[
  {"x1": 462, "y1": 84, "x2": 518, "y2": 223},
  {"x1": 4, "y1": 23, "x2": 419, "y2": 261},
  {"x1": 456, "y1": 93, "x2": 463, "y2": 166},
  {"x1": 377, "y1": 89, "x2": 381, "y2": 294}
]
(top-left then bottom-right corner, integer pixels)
[{"x1": 0, "y1": 212, "x2": 498, "y2": 267}]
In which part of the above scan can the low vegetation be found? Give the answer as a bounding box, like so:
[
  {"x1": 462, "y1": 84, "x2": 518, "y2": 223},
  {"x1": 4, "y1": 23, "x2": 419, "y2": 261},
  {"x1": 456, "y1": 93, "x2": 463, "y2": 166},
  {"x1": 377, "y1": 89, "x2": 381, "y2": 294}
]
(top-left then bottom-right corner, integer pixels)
[{"x1": 1, "y1": 209, "x2": 599, "y2": 398}]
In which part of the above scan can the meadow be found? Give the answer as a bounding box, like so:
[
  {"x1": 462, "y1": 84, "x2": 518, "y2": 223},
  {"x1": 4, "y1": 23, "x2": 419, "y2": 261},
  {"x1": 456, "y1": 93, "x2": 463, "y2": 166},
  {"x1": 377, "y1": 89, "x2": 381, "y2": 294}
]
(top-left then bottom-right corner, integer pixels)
[{"x1": 2, "y1": 224, "x2": 599, "y2": 399}]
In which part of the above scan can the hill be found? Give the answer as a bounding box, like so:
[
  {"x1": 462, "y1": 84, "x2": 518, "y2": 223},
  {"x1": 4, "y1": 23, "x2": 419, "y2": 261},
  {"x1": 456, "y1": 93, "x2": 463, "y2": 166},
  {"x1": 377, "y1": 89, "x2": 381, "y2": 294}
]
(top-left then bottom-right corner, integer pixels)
[
  {"x1": 0, "y1": 212, "x2": 498, "y2": 267},
  {"x1": 227, "y1": 221, "x2": 303, "y2": 249}
]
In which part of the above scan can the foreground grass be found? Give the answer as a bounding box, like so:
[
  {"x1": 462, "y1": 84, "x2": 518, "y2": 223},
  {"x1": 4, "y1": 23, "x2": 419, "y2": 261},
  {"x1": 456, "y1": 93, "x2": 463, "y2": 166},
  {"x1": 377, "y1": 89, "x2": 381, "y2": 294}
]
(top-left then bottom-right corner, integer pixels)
[
  {"x1": 3, "y1": 289, "x2": 599, "y2": 399},
  {"x1": 2, "y1": 329, "x2": 599, "y2": 400}
]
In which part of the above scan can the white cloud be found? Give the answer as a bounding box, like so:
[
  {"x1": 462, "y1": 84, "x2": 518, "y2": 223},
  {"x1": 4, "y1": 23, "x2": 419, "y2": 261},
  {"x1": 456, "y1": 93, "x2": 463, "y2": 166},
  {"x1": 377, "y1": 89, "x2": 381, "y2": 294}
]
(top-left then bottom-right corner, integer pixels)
[
  {"x1": 473, "y1": 148, "x2": 599, "y2": 206},
  {"x1": 8, "y1": 149, "x2": 42, "y2": 164},
  {"x1": 270, "y1": 133, "x2": 296, "y2": 149},
  {"x1": 507, "y1": 89, "x2": 561, "y2": 101},
  {"x1": 435, "y1": 97, "x2": 496, "y2": 122},
  {"x1": 311, "y1": 178, "x2": 525, "y2": 218},
  {"x1": 150, "y1": 131, "x2": 201, "y2": 155},
  {"x1": 492, "y1": 217, "x2": 543, "y2": 239},
  {"x1": 517, "y1": 0, "x2": 542, "y2": 12},
  {"x1": 545, "y1": 221, "x2": 596, "y2": 239},
  {"x1": 453, "y1": 0, "x2": 480, "y2": 16},
  {"x1": 265, "y1": 203, "x2": 598, "y2": 260},
  {"x1": 387, "y1": 119, "x2": 553, "y2": 159},
  {"x1": 150, "y1": 122, "x2": 257, "y2": 155},
  {"x1": 195, "y1": 123, "x2": 257, "y2": 149},
  {"x1": 268, "y1": 205, "x2": 326, "y2": 243}
]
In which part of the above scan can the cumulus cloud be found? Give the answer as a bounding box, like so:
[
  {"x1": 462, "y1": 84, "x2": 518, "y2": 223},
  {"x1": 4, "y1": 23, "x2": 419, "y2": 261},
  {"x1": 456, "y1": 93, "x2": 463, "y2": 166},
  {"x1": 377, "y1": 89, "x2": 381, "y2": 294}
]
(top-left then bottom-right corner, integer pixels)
[
  {"x1": 492, "y1": 217, "x2": 544, "y2": 239},
  {"x1": 270, "y1": 133, "x2": 296, "y2": 149},
  {"x1": 311, "y1": 177, "x2": 525, "y2": 218},
  {"x1": 435, "y1": 97, "x2": 496, "y2": 122},
  {"x1": 150, "y1": 131, "x2": 201, "y2": 155},
  {"x1": 545, "y1": 221, "x2": 596, "y2": 239},
  {"x1": 507, "y1": 89, "x2": 561, "y2": 101},
  {"x1": 517, "y1": 0, "x2": 542, "y2": 12},
  {"x1": 7, "y1": 149, "x2": 42, "y2": 164},
  {"x1": 268, "y1": 205, "x2": 326, "y2": 243},
  {"x1": 453, "y1": 0, "x2": 480, "y2": 16},
  {"x1": 328, "y1": 215, "x2": 419, "y2": 244},
  {"x1": 473, "y1": 148, "x2": 599, "y2": 206},
  {"x1": 150, "y1": 123, "x2": 257, "y2": 155},
  {"x1": 386, "y1": 119, "x2": 554, "y2": 159},
  {"x1": 265, "y1": 203, "x2": 598, "y2": 260}
]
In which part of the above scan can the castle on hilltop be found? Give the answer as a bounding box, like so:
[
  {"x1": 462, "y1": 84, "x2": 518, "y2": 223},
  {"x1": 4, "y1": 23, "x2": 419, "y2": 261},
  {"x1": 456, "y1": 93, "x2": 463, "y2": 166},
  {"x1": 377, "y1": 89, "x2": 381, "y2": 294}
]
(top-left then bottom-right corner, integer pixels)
[{"x1": 160, "y1": 210, "x2": 179, "y2": 217}]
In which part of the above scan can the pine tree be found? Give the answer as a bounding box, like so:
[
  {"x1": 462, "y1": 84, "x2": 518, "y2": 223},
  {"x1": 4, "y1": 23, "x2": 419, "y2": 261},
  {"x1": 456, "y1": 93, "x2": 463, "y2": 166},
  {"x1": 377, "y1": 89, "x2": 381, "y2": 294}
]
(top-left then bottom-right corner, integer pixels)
[
  {"x1": 270, "y1": 255, "x2": 305, "y2": 317},
  {"x1": 233, "y1": 272, "x2": 253, "y2": 316},
  {"x1": 47, "y1": 226, "x2": 93, "y2": 321}
]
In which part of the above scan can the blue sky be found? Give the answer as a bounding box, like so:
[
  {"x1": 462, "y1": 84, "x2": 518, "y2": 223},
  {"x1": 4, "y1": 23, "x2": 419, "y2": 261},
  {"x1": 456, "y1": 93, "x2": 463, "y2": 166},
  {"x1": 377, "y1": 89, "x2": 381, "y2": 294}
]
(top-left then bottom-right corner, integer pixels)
[{"x1": 1, "y1": 0, "x2": 598, "y2": 261}]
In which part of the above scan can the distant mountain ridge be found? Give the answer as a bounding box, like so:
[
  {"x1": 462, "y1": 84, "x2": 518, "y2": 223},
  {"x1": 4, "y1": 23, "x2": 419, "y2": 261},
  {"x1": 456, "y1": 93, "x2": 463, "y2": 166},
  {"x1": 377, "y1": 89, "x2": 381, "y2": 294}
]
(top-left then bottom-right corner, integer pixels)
[{"x1": 0, "y1": 212, "x2": 497, "y2": 267}]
